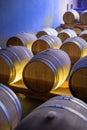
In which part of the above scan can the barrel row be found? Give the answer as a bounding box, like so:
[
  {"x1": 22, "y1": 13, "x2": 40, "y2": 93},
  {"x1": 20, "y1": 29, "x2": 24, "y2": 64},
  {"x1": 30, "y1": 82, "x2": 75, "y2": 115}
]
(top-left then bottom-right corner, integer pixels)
[
  {"x1": 6, "y1": 28, "x2": 87, "y2": 54},
  {"x1": 1, "y1": 38, "x2": 87, "y2": 103},
  {"x1": 1, "y1": 29, "x2": 87, "y2": 103},
  {"x1": 6, "y1": 28, "x2": 87, "y2": 65},
  {"x1": 23, "y1": 48, "x2": 87, "y2": 103},
  {"x1": 0, "y1": 83, "x2": 22, "y2": 130},
  {"x1": 63, "y1": 9, "x2": 87, "y2": 24},
  {"x1": 0, "y1": 46, "x2": 71, "y2": 87},
  {"x1": 31, "y1": 29, "x2": 87, "y2": 69}
]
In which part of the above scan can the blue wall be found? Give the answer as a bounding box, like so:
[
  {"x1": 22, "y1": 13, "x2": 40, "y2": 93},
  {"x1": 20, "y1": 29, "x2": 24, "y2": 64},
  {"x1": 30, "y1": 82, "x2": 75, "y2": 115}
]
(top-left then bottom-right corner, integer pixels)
[{"x1": 0, "y1": 0, "x2": 65, "y2": 38}]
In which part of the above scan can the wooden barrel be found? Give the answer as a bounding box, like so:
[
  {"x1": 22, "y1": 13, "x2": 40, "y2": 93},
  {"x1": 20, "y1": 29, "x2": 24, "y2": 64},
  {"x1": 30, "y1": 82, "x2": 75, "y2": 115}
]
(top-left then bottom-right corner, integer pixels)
[
  {"x1": 0, "y1": 46, "x2": 33, "y2": 84},
  {"x1": 36, "y1": 27, "x2": 58, "y2": 38},
  {"x1": 14, "y1": 96, "x2": 87, "y2": 130},
  {"x1": 23, "y1": 49, "x2": 71, "y2": 93},
  {"x1": 80, "y1": 10, "x2": 87, "y2": 24},
  {"x1": 32, "y1": 35, "x2": 62, "y2": 55},
  {"x1": 57, "y1": 28, "x2": 77, "y2": 42},
  {"x1": 69, "y1": 56, "x2": 87, "y2": 103},
  {"x1": 73, "y1": 27, "x2": 82, "y2": 35},
  {"x1": 55, "y1": 26, "x2": 64, "y2": 32},
  {"x1": 6, "y1": 32, "x2": 37, "y2": 51},
  {"x1": 60, "y1": 36, "x2": 87, "y2": 66},
  {"x1": 63, "y1": 9, "x2": 80, "y2": 24},
  {"x1": 79, "y1": 30, "x2": 87, "y2": 42},
  {"x1": 0, "y1": 83, "x2": 22, "y2": 130}
]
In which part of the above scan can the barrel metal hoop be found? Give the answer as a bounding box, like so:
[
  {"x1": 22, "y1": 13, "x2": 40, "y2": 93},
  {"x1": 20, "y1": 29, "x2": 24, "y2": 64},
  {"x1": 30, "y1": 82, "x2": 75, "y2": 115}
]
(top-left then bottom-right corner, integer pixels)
[
  {"x1": 37, "y1": 104, "x2": 87, "y2": 122},
  {"x1": 0, "y1": 101, "x2": 12, "y2": 130},
  {"x1": 0, "y1": 84, "x2": 22, "y2": 121},
  {"x1": 52, "y1": 96, "x2": 87, "y2": 109}
]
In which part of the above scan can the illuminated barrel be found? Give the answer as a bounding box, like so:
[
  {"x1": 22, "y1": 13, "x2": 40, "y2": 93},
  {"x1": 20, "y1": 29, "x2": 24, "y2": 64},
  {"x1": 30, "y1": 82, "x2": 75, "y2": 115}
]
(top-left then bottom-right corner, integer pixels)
[
  {"x1": 57, "y1": 28, "x2": 77, "y2": 42},
  {"x1": 32, "y1": 35, "x2": 62, "y2": 55},
  {"x1": 69, "y1": 56, "x2": 87, "y2": 103},
  {"x1": 63, "y1": 9, "x2": 80, "y2": 24},
  {"x1": 0, "y1": 83, "x2": 22, "y2": 130},
  {"x1": 0, "y1": 46, "x2": 33, "y2": 84},
  {"x1": 36, "y1": 27, "x2": 58, "y2": 38},
  {"x1": 6, "y1": 32, "x2": 37, "y2": 51},
  {"x1": 14, "y1": 96, "x2": 87, "y2": 130},
  {"x1": 23, "y1": 49, "x2": 71, "y2": 93},
  {"x1": 60, "y1": 37, "x2": 87, "y2": 66},
  {"x1": 79, "y1": 30, "x2": 87, "y2": 42},
  {"x1": 80, "y1": 10, "x2": 87, "y2": 24}
]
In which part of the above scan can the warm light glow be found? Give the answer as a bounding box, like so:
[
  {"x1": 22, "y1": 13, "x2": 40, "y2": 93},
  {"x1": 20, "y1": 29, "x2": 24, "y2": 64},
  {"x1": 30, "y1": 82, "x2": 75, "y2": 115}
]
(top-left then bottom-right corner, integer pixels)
[{"x1": 81, "y1": 45, "x2": 87, "y2": 57}]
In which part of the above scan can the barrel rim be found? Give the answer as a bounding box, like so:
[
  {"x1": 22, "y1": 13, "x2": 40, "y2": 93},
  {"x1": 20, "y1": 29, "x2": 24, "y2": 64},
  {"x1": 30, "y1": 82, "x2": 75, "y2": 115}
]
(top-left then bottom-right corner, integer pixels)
[
  {"x1": 69, "y1": 67, "x2": 87, "y2": 101},
  {"x1": 7, "y1": 36, "x2": 23, "y2": 46},
  {"x1": 23, "y1": 58, "x2": 56, "y2": 93}
]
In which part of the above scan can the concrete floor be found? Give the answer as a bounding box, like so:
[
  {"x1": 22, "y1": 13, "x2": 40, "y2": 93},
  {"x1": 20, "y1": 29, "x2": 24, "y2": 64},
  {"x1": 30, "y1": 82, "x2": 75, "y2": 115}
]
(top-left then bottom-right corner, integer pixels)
[{"x1": 17, "y1": 93, "x2": 44, "y2": 119}]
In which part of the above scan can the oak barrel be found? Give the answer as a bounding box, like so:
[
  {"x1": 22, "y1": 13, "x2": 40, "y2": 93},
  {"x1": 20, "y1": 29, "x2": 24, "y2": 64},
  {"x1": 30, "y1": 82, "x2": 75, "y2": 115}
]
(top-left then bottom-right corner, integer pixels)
[
  {"x1": 0, "y1": 83, "x2": 22, "y2": 130},
  {"x1": 80, "y1": 10, "x2": 87, "y2": 24},
  {"x1": 73, "y1": 27, "x2": 82, "y2": 35},
  {"x1": 63, "y1": 9, "x2": 80, "y2": 24},
  {"x1": 6, "y1": 32, "x2": 37, "y2": 51},
  {"x1": 32, "y1": 35, "x2": 62, "y2": 55},
  {"x1": 0, "y1": 46, "x2": 33, "y2": 84},
  {"x1": 55, "y1": 26, "x2": 64, "y2": 32},
  {"x1": 69, "y1": 56, "x2": 87, "y2": 103},
  {"x1": 79, "y1": 30, "x2": 87, "y2": 42},
  {"x1": 57, "y1": 28, "x2": 77, "y2": 42},
  {"x1": 15, "y1": 96, "x2": 87, "y2": 130},
  {"x1": 60, "y1": 36, "x2": 87, "y2": 66},
  {"x1": 23, "y1": 49, "x2": 71, "y2": 93},
  {"x1": 36, "y1": 27, "x2": 58, "y2": 38}
]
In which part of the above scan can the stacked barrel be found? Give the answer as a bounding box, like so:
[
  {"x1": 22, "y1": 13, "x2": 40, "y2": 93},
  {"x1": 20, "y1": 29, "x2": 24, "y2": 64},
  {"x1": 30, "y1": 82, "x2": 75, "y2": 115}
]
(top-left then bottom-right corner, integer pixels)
[
  {"x1": 60, "y1": 9, "x2": 87, "y2": 103},
  {"x1": 63, "y1": 9, "x2": 87, "y2": 25},
  {"x1": 0, "y1": 8, "x2": 87, "y2": 130},
  {"x1": 0, "y1": 23, "x2": 87, "y2": 103}
]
